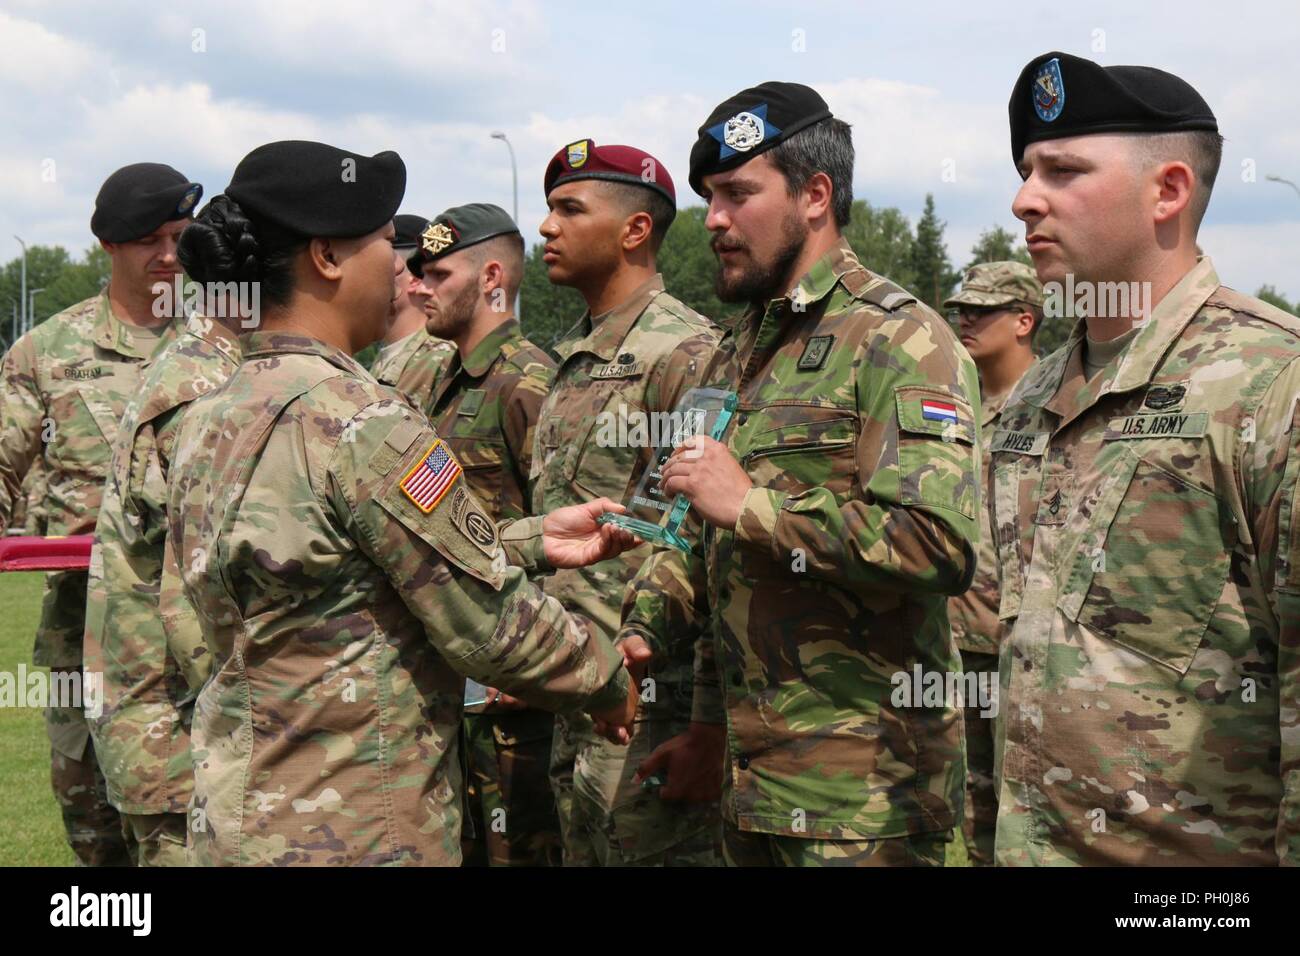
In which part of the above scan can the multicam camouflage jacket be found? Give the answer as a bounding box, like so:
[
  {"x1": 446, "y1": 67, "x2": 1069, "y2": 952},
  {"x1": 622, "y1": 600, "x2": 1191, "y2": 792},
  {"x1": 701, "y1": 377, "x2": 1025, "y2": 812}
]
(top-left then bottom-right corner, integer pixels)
[
  {"x1": 164, "y1": 330, "x2": 628, "y2": 866},
  {"x1": 990, "y1": 257, "x2": 1300, "y2": 866},
  {"x1": 0, "y1": 291, "x2": 180, "y2": 668},
  {"x1": 83, "y1": 313, "x2": 242, "y2": 815},
  {"x1": 531, "y1": 274, "x2": 721, "y2": 721},
  {"x1": 426, "y1": 319, "x2": 554, "y2": 523},
  {"x1": 948, "y1": 386, "x2": 1015, "y2": 655},
  {"x1": 371, "y1": 327, "x2": 455, "y2": 411},
  {"x1": 621, "y1": 239, "x2": 982, "y2": 840}
]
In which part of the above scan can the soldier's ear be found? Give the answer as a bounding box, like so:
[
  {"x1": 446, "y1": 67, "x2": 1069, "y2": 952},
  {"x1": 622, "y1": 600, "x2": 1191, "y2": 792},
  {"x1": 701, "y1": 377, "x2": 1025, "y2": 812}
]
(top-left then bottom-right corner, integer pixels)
[
  {"x1": 481, "y1": 260, "x2": 505, "y2": 295},
  {"x1": 621, "y1": 211, "x2": 653, "y2": 254},
  {"x1": 308, "y1": 238, "x2": 343, "y2": 280},
  {"x1": 801, "y1": 170, "x2": 833, "y2": 224}
]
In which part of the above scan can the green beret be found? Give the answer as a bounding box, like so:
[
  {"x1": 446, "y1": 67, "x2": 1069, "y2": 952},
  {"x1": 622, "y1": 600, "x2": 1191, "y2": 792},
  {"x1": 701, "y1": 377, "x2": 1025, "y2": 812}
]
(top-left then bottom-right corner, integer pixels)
[{"x1": 406, "y1": 203, "x2": 519, "y2": 274}]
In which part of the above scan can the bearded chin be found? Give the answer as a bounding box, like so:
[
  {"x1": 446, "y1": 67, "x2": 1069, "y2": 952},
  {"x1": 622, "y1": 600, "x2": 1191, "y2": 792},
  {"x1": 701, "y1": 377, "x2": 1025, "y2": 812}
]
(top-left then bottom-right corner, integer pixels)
[{"x1": 713, "y1": 214, "x2": 808, "y2": 305}]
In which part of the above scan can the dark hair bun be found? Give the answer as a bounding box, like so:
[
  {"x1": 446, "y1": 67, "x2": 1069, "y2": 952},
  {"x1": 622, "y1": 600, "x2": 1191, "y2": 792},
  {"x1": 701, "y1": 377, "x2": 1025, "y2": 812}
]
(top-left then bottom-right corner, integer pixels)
[{"x1": 178, "y1": 194, "x2": 261, "y2": 284}]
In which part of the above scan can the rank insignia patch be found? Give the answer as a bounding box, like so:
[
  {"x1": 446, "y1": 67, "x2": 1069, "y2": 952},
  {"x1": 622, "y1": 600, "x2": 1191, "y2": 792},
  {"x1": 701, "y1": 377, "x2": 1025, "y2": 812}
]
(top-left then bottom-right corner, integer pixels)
[
  {"x1": 421, "y1": 221, "x2": 458, "y2": 256},
  {"x1": 797, "y1": 335, "x2": 834, "y2": 371},
  {"x1": 1033, "y1": 57, "x2": 1065, "y2": 122},
  {"x1": 400, "y1": 439, "x2": 462, "y2": 512}
]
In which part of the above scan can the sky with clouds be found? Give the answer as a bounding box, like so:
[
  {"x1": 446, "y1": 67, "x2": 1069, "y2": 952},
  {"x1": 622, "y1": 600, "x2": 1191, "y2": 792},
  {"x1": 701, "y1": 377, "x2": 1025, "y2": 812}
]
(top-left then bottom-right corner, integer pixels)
[{"x1": 2, "y1": 0, "x2": 1297, "y2": 299}]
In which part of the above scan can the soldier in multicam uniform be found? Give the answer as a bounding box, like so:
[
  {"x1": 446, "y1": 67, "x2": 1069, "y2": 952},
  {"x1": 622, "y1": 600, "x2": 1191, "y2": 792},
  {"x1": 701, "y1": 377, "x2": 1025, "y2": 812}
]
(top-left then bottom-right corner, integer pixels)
[
  {"x1": 534, "y1": 139, "x2": 724, "y2": 866},
  {"x1": 164, "y1": 140, "x2": 639, "y2": 866},
  {"x1": 620, "y1": 82, "x2": 981, "y2": 867},
  {"x1": 83, "y1": 301, "x2": 246, "y2": 866},
  {"x1": 942, "y1": 261, "x2": 1043, "y2": 866},
  {"x1": 992, "y1": 52, "x2": 1300, "y2": 865},
  {"x1": 369, "y1": 213, "x2": 455, "y2": 399},
  {"x1": 406, "y1": 202, "x2": 562, "y2": 867},
  {"x1": 0, "y1": 162, "x2": 202, "y2": 866}
]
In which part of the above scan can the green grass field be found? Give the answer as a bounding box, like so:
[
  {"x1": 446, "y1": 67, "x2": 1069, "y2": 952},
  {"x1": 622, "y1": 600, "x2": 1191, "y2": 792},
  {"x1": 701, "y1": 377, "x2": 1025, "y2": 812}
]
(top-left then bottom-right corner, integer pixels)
[
  {"x1": 0, "y1": 573, "x2": 75, "y2": 865},
  {"x1": 0, "y1": 569, "x2": 969, "y2": 867}
]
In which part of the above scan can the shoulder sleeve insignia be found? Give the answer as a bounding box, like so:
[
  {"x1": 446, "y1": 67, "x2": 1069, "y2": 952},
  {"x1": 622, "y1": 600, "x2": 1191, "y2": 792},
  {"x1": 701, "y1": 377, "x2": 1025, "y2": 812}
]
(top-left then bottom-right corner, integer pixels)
[{"x1": 399, "y1": 438, "x2": 462, "y2": 512}]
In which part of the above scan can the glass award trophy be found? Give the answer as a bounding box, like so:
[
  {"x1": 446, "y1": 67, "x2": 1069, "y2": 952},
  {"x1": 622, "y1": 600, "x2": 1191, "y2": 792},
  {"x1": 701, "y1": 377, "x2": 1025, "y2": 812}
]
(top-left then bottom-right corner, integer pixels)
[
  {"x1": 597, "y1": 386, "x2": 738, "y2": 552},
  {"x1": 463, "y1": 678, "x2": 489, "y2": 711}
]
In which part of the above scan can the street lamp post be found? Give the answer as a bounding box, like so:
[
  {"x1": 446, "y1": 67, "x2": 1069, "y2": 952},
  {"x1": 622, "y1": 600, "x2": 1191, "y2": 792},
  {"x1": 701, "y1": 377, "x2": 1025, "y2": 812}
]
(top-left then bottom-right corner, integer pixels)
[
  {"x1": 1265, "y1": 175, "x2": 1300, "y2": 201},
  {"x1": 28, "y1": 288, "x2": 45, "y2": 333},
  {"x1": 490, "y1": 131, "x2": 521, "y2": 319},
  {"x1": 13, "y1": 236, "x2": 26, "y2": 337}
]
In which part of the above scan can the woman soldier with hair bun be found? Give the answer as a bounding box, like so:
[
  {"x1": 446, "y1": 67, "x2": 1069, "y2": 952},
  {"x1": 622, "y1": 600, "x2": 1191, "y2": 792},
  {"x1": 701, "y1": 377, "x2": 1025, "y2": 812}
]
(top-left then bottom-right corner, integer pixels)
[{"x1": 166, "y1": 140, "x2": 640, "y2": 867}]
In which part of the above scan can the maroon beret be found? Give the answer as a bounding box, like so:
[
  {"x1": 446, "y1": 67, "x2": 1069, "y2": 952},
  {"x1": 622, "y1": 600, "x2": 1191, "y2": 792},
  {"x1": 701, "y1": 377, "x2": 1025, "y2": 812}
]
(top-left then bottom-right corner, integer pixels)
[{"x1": 543, "y1": 139, "x2": 675, "y2": 206}]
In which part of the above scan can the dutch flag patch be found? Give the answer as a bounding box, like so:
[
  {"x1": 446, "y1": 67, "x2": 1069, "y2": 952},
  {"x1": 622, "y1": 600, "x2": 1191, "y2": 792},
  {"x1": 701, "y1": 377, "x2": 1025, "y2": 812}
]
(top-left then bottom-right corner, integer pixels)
[{"x1": 921, "y1": 399, "x2": 959, "y2": 424}]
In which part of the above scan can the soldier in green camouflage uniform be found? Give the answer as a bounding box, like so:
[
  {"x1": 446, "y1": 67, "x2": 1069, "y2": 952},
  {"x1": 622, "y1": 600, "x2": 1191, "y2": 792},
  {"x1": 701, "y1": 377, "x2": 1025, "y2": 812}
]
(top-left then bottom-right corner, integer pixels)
[
  {"x1": 0, "y1": 162, "x2": 202, "y2": 865},
  {"x1": 163, "y1": 140, "x2": 638, "y2": 867},
  {"x1": 407, "y1": 203, "x2": 562, "y2": 867},
  {"x1": 83, "y1": 310, "x2": 243, "y2": 866},
  {"x1": 942, "y1": 261, "x2": 1043, "y2": 866},
  {"x1": 991, "y1": 53, "x2": 1300, "y2": 866},
  {"x1": 620, "y1": 82, "x2": 980, "y2": 867},
  {"x1": 369, "y1": 213, "x2": 455, "y2": 399},
  {"x1": 535, "y1": 140, "x2": 724, "y2": 866}
]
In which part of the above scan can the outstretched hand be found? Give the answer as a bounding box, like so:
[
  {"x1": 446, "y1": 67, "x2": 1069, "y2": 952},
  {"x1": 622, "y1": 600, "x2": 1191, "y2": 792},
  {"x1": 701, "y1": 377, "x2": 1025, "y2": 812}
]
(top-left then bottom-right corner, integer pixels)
[{"x1": 542, "y1": 498, "x2": 641, "y2": 568}]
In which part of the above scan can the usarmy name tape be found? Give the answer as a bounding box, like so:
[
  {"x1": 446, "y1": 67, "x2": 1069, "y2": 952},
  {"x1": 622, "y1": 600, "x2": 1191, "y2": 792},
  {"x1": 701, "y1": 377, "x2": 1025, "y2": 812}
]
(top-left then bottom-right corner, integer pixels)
[{"x1": 1104, "y1": 412, "x2": 1208, "y2": 440}]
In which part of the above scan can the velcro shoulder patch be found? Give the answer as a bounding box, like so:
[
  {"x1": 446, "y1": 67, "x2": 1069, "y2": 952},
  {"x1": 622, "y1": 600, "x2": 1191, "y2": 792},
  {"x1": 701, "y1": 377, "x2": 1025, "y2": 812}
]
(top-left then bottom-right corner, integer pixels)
[
  {"x1": 895, "y1": 385, "x2": 976, "y2": 443},
  {"x1": 370, "y1": 416, "x2": 423, "y2": 475}
]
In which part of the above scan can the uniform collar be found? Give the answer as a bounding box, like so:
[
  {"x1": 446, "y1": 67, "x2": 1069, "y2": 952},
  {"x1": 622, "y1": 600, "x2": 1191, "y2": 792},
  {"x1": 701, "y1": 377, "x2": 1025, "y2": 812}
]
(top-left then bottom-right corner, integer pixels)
[
  {"x1": 788, "y1": 237, "x2": 857, "y2": 310},
  {"x1": 558, "y1": 274, "x2": 665, "y2": 362},
  {"x1": 242, "y1": 330, "x2": 371, "y2": 378},
  {"x1": 981, "y1": 386, "x2": 1012, "y2": 426},
  {"x1": 736, "y1": 237, "x2": 857, "y2": 331},
  {"x1": 91, "y1": 289, "x2": 175, "y2": 359},
  {"x1": 183, "y1": 313, "x2": 244, "y2": 365},
  {"x1": 1032, "y1": 257, "x2": 1219, "y2": 427},
  {"x1": 459, "y1": 318, "x2": 520, "y2": 378},
  {"x1": 1109, "y1": 256, "x2": 1219, "y2": 393}
]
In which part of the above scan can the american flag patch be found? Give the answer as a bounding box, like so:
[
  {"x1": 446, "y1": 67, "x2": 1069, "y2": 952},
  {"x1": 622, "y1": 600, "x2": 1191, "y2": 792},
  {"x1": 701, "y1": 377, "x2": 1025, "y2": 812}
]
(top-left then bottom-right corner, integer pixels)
[
  {"x1": 400, "y1": 440, "x2": 462, "y2": 513},
  {"x1": 921, "y1": 399, "x2": 959, "y2": 424}
]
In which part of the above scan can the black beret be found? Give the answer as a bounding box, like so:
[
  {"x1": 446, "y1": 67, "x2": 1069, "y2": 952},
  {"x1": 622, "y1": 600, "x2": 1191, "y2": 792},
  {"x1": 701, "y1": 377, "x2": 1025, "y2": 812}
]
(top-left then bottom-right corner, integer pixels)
[
  {"x1": 90, "y1": 163, "x2": 202, "y2": 242},
  {"x1": 688, "y1": 81, "x2": 833, "y2": 195},
  {"x1": 407, "y1": 203, "x2": 519, "y2": 274},
  {"x1": 543, "y1": 140, "x2": 676, "y2": 206},
  {"x1": 1010, "y1": 52, "x2": 1218, "y2": 164},
  {"x1": 393, "y1": 214, "x2": 427, "y2": 251},
  {"x1": 225, "y1": 140, "x2": 406, "y2": 238}
]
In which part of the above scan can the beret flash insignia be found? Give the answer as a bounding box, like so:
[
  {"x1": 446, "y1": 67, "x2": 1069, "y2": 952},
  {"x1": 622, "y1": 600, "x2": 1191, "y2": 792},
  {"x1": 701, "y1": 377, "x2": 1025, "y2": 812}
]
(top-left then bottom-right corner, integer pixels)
[{"x1": 421, "y1": 221, "x2": 457, "y2": 256}]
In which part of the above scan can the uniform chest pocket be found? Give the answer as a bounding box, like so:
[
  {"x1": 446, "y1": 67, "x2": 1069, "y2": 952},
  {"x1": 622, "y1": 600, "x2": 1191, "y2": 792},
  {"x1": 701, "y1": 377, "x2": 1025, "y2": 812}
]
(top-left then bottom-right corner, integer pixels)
[
  {"x1": 567, "y1": 389, "x2": 647, "y2": 502},
  {"x1": 44, "y1": 381, "x2": 119, "y2": 472},
  {"x1": 992, "y1": 456, "x2": 1037, "y2": 622},
  {"x1": 740, "y1": 410, "x2": 857, "y2": 498},
  {"x1": 1060, "y1": 447, "x2": 1231, "y2": 675}
]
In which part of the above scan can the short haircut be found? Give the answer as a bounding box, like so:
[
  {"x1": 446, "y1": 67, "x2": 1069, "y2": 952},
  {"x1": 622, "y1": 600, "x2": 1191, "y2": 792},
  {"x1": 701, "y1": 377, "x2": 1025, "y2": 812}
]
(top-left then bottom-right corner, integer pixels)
[
  {"x1": 467, "y1": 232, "x2": 525, "y2": 299},
  {"x1": 1129, "y1": 130, "x2": 1224, "y2": 230},
  {"x1": 765, "y1": 117, "x2": 855, "y2": 228},
  {"x1": 596, "y1": 180, "x2": 676, "y2": 252}
]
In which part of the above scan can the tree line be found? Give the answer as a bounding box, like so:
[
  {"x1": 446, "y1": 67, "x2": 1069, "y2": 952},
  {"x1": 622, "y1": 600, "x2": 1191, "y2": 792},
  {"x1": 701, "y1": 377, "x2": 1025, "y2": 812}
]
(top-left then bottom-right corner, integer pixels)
[{"x1": 4, "y1": 194, "x2": 1296, "y2": 362}]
